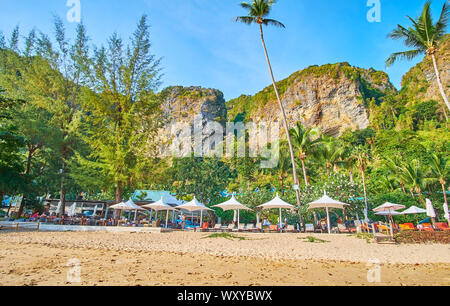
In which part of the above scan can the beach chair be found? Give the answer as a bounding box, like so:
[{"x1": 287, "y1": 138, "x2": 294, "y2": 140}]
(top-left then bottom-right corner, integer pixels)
[
  {"x1": 436, "y1": 222, "x2": 450, "y2": 231},
  {"x1": 212, "y1": 224, "x2": 222, "y2": 232},
  {"x1": 268, "y1": 225, "x2": 279, "y2": 233},
  {"x1": 255, "y1": 223, "x2": 262, "y2": 232},
  {"x1": 399, "y1": 223, "x2": 415, "y2": 231},
  {"x1": 305, "y1": 224, "x2": 315, "y2": 233},
  {"x1": 224, "y1": 224, "x2": 235, "y2": 232},
  {"x1": 286, "y1": 225, "x2": 296, "y2": 233},
  {"x1": 337, "y1": 223, "x2": 351, "y2": 233},
  {"x1": 419, "y1": 223, "x2": 435, "y2": 232},
  {"x1": 198, "y1": 222, "x2": 210, "y2": 232},
  {"x1": 245, "y1": 224, "x2": 255, "y2": 232}
]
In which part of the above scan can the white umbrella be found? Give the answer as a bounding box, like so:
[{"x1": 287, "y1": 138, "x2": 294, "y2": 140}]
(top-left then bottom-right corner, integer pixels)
[
  {"x1": 258, "y1": 194, "x2": 295, "y2": 230},
  {"x1": 176, "y1": 197, "x2": 213, "y2": 227},
  {"x1": 55, "y1": 201, "x2": 62, "y2": 215},
  {"x1": 68, "y1": 203, "x2": 77, "y2": 217},
  {"x1": 401, "y1": 206, "x2": 426, "y2": 215},
  {"x1": 375, "y1": 211, "x2": 402, "y2": 216},
  {"x1": 373, "y1": 202, "x2": 405, "y2": 238},
  {"x1": 426, "y1": 199, "x2": 436, "y2": 218},
  {"x1": 143, "y1": 198, "x2": 176, "y2": 228},
  {"x1": 444, "y1": 203, "x2": 449, "y2": 221},
  {"x1": 212, "y1": 195, "x2": 252, "y2": 229},
  {"x1": 307, "y1": 192, "x2": 349, "y2": 234},
  {"x1": 110, "y1": 199, "x2": 146, "y2": 221}
]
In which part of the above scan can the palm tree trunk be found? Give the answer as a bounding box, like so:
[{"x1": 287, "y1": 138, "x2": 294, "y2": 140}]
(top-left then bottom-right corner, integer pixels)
[
  {"x1": 431, "y1": 54, "x2": 450, "y2": 113},
  {"x1": 259, "y1": 24, "x2": 303, "y2": 228},
  {"x1": 361, "y1": 169, "x2": 369, "y2": 221},
  {"x1": 301, "y1": 159, "x2": 308, "y2": 186}
]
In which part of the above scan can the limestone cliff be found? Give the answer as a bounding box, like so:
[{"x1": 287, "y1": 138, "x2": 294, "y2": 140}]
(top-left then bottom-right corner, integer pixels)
[
  {"x1": 227, "y1": 62, "x2": 395, "y2": 137},
  {"x1": 400, "y1": 34, "x2": 449, "y2": 105}
]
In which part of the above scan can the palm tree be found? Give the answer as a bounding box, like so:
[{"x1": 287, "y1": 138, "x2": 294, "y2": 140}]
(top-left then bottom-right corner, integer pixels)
[
  {"x1": 385, "y1": 157, "x2": 408, "y2": 194},
  {"x1": 289, "y1": 123, "x2": 320, "y2": 186},
  {"x1": 352, "y1": 145, "x2": 370, "y2": 221},
  {"x1": 235, "y1": 0, "x2": 304, "y2": 216},
  {"x1": 398, "y1": 160, "x2": 426, "y2": 200},
  {"x1": 318, "y1": 135, "x2": 343, "y2": 176},
  {"x1": 427, "y1": 153, "x2": 449, "y2": 224},
  {"x1": 277, "y1": 141, "x2": 291, "y2": 196},
  {"x1": 386, "y1": 1, "x2": 450, "y2": 113}
]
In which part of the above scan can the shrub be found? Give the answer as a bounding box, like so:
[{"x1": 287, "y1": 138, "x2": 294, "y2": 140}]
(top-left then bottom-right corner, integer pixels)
[{"x1": 395, "y1": 231, "x2": 450, "y2": 244}]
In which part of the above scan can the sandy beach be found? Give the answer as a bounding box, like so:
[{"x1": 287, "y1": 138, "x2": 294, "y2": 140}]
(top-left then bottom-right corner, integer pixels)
[{"x1": 0, "y1": 231, "x2": 449, "y2": 286}]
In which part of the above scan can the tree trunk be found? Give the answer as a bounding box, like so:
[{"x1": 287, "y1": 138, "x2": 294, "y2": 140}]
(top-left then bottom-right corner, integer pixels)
[
  {"x1": 59, "y1": 160, "x2": 66, "y2": 217},
  {"x1": 17, "y1": 147, "x2": 34, "y2": 218},
  {"x1": 301, "y1": 158, "x2": 308, "y2": 186},
  {"x1": 115, "y1": 182, "x2": 123, "y2": 220},
  {"x1": 349, "y1": 170, "x2": 354, "y2": 183},
  {"x1": 259, "y1": 24, "x2": 304, "y2": 228},
  {"x1": 361, "y1": 169, "x2": 369, "y2": 221},
  {"x1": 431, "y1": 54, "x2": 450, "y2": 113}
]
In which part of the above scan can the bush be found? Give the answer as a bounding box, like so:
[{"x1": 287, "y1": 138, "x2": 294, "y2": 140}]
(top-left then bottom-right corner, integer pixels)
[{"x1": 395, "y1": 231, "x2": 450, "y2": 244}]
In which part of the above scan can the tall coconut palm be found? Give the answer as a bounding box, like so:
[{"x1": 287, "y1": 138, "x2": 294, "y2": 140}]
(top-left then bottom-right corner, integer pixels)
[
  {"x1": 386, "y1": 1, "x2": 450, "y2": 113},
  {"x1": 235, "y1": 0, "x2": 303, "y2": 217},
  {"x1": 427, "y1": 153, "x2": 449, "y2": 224},
  {"x1": 352, "y1": 145, "x2": 370, "y2": 221},
  {"x1": 289, "y1": 123, "x2": 320, "y2": 186}
]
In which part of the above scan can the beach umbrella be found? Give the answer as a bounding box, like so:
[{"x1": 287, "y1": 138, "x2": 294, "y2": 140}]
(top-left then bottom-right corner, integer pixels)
[
  {"x1": 375, "y1": 211, "x2": 402, "y2": 216},
  {"x1": 212, "y1": 195, "x2": 252, "y2": 229},
  {"x1": 176, "y1": 197, "x2": 213, "y2": 227},
  {"x1": 68, "y1": 203, "x2": 77, "y2": 217},
  {"x1": 110, "y1": 199, "x2": 146, "y2": 221},
  {"x1": 143, "y1": 198, "x2": 176, "y2": 228},
  {"x1": 55, "y1": 201, "x2": 62, "y2": 215},
  {"x1": 307, "y1": 192, "x2": 349, "y2": 234},
  {"x1": 401, "y1": 205, "x2": 427, "y2": 225},
  {"x1": 258, "y1": 194, "x2": 295, "y2": 230},
  {"x1": 426, "y1": 199, "x2": 436, "y2": 218},
  {"x1": 401, "y1": 206, "x2": 427, "y2": 215},
  {"x1": 373, "y1": 202, "x2": 405, "y2": 238},
  {"x1": 444, "y1": 203, "x2": 449, "y2": 221}
]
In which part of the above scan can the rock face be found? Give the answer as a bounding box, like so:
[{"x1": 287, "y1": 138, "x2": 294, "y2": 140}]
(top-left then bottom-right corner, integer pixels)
[
  {"x1": 157, "y1": 86, "x2": 227, "y2": 156},
  {"x1": 227, "y1": 62, "x2": 394, "y2": 137},
  {"x1": 400, "y1": 34, "x2": 449, "y2": 104}
]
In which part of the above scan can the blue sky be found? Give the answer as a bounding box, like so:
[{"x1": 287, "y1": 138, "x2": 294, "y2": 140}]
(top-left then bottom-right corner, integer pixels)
[{"x1": 0, "y1": 0, "x2": 448, "y2": 100}]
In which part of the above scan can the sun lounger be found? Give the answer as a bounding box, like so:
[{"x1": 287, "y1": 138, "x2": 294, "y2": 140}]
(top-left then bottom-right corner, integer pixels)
[
  {"x1": 436, "y1": 222, "x2": 450, "y2": 231},
  {"x1": 305, "y1": 224, "x2": 315, "y2": 233},
  {"x1": 399, "y1": 223, "x2": 415, "y2": 231},
  {"x1": 245, "y1": 224, "x2": 255, "y2": 232},
  {"x1": 224, "y1": 224, "x2": 235, "y2": 232},
  {"x1": 255, "y1": 223, "x2": 262, "y2": 232},
  {"x1": 337, "y1": 224, "x2": 351, "y2": 233},
  {"x1": 419, "y1": 223, "x2": 435, "y2": 232},
  {"x1": 212, "y1": 224, "x2": 222, "y2": 232},
  {"x1": 286, "y1": 225, "x2": 295, "y2": 233},
  {"x1": 268, "y1": 225, "x2": 279, "y2": 233}
]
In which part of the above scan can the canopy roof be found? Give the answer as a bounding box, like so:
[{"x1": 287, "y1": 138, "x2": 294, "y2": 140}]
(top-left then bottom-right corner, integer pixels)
[
  {"x1": 373, "y1": 202, "x2": 405, "y2": 213},
  {"x1": 258, "y1": 194, "x2": 295, "y2": 210},
  {"x1": 176, "y1": 197, "x2": 213, "y2": 212},
  {"x1": 401, "y1": 206, "x2": 426, "y2": 215},
  {"x1": 142, "y1": 198, "x2": 176, "y2": 211},
  {"x1": 110, "y1": 199, "x2": 146, "y2": 211},
  {"x1": 308, "y1": 193, "x2": 349, "y2": 210},
  {"x1": 212, "y1": 195, "x2": 252, "y2": 211}
]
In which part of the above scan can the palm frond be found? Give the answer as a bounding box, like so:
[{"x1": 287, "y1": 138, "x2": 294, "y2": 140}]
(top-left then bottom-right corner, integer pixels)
[
  {"x1": 435, "y1": 1, "x2": 450, "y2": 42},
  {"x1": 262, "y1": 18, "x2": 286, "y2": 28},
  {"x1": 386, "y1": 49, "x2": 422, "y2": 67},
  {"x1": 234, "y1": 16, "x2": 256, "y2": 25}
]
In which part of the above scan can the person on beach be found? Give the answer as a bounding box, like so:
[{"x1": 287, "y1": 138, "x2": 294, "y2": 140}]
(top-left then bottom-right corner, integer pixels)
[{"x1": 182, "y1": 215, "x2": 186, "y2": 230}]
